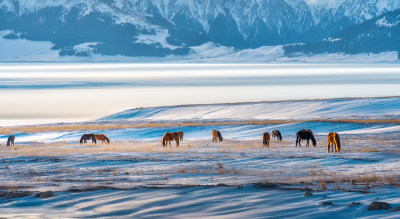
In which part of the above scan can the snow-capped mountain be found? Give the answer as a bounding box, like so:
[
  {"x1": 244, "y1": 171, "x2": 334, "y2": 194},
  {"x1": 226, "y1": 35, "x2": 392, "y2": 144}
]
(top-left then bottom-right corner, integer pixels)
[
  {"x1": 285, "y1": 9, "x2": 400, "y2": 58},
  {"x1": 0, "y1": 0, "x2": 399, "y2": 59}
]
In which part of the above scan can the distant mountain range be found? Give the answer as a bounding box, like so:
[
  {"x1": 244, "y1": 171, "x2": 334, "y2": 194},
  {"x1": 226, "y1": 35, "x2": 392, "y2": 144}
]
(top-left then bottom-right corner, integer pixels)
[
  {"x1": 0, "y1": 0, "x2": 399, "y2": 61},
  {"x1": 285, "y1": 9, "x2": 400, "y2": 58}
]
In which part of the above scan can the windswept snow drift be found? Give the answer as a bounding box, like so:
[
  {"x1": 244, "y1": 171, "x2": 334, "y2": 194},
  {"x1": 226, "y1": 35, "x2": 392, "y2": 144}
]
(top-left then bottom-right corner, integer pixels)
[
  {"x1": 101, "y1": 97, "x2": 400, "y2": 122},
  {"x1": 1, "y1": 97, "x2": 399, "y2": 144}
]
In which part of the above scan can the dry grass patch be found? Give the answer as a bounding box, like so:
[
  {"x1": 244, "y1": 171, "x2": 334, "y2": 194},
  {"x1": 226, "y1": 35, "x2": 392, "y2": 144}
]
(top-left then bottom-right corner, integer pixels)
[{"x1": 2, "y1": 118, "x2": 399, "y2": 135}]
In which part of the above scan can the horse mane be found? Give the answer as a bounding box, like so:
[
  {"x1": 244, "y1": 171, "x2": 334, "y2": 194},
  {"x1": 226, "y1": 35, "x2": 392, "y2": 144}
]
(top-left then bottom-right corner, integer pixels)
[
  {"x1": 274, "y1": 130, "x2": 282, "y2": 141},
  {"x1": 162, "y1": 133, "x2": 168, "y2": 146},
  {"x1": 310, "y1": 133, "x2": 316, "y2": 146},
  {"x1": 104, "y1": 135, "x2": 110, "y2": 143},
  {"x1": 217, "y1": 131, "x2": 223, "y2": 141}
]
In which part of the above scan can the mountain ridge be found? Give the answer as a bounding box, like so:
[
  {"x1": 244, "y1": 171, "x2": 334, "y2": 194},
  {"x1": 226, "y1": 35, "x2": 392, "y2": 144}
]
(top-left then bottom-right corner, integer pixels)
[{"x1": 0, "y1": 0, "x2": 399, "y2": 60}]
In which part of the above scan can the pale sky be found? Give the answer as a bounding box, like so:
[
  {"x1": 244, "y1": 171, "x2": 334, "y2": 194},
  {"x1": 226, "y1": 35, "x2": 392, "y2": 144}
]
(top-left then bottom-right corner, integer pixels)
[{"x1": 0, "y1": 63, "x2": 399, "y2": 126}]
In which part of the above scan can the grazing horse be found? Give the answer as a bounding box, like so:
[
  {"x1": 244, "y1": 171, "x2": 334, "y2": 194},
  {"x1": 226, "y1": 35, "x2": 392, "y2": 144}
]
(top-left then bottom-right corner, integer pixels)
[
  {"x1": 162, "y1": 132, "x2": 180, "y2": 147},
  {"x1": 7, "y1": 135, "x2": 15, "y2": 146},
  {"x1": 80, "y1": 134, "x2": 96, "y2": 144},
  {"x1": 262, "y1": 132, "x2": 270, "y2": 147},
  {"x1": 271, "y1": 130, "x2": 282, "y2": 141},
  {"x1": 327, "y1": 132, "x2": 341, "y2": 153},
  {"x1": 296, "y1": 129, "x2": 316, "y2": 147},
  {"x1": 178, "y1": 131, "x2": 184, "y2": 141},
  {"x1": 212, "y1": 130, "x2": 223, "y2": 142},
  {"x1": 95, "y1": 134, "x2": 110, "y2": 144}
]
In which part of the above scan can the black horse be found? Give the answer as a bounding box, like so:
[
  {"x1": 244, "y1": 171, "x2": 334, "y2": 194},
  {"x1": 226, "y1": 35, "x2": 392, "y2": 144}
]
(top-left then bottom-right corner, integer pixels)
[
  {"x1": 7, "y1": 135, "x2": 15, "y2": 146},
  {"x1": 80, "y1": 134, "x2": 96, "y2": 144},
  {"x1": 296, "y1": 129, "x2": 316, "y2": 147},
  {"x1": 271, "y1": 130, "x2": 282, "y2": 141}
]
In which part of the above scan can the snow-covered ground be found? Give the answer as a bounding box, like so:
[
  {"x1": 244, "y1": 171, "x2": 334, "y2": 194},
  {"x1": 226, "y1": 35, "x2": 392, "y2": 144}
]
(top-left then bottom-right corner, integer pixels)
[
  {"x1": 0, "y1": 32, "x2": 398, "y2": 63},
  {"x1": 101, "y1": 97, "x2": 400, "y2": 123},
  {"x1": 0, "y1": 97, "x2": 399, "y2": 218}
]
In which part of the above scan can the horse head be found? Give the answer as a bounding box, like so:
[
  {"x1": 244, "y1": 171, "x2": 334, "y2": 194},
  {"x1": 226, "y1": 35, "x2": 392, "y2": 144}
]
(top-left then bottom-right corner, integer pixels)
[{"x1": 311, "y1": 133, "x2": 317, "y2": 146}]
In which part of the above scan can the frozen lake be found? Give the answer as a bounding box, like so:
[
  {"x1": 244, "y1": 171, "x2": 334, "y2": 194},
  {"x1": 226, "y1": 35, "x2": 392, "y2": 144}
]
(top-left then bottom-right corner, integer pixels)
[{"x1": 0, "y1": 63, "x2": 399, "y2": 126}]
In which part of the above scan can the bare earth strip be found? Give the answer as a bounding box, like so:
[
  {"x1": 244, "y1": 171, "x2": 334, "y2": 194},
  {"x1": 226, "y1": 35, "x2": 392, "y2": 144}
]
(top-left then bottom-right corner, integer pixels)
[{"x1": 1, "y1": 118, "x2": 400, "y2": 134}]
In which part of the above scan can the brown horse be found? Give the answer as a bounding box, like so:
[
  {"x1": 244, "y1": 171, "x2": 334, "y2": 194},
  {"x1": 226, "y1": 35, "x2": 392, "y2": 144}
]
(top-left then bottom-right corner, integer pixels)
[
  {"x1": 327, "y1": 132, "x2": 341, "y2": 153},
  {"x1": 95, "y1": 134, "x2": 110, "y2": 144},
  {"x1": 162, "y1": 132, "x2": 180, "y2": 147},
  {"x1": 178, "y1": 131, "x2": 184, "y2": 141},
  {"x1": 212, "y1": 130, "x2": 223, "y2": 142},
  {"x1": 262, "y1": 132, "x2": 270, "y2": 147}
]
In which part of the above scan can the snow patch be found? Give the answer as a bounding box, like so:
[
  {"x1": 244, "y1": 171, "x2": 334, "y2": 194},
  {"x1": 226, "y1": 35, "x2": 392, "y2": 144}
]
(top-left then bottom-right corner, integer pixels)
[
  {"x1": 0, "y1": 30, "x2": 60, "y2": 61},
  {"x1": 277, "y1": 51, "x2": 399, "y2": 63},
  {"x1": 376, "y1": 16, "x2": 400, "y2": 27},
  {"x1": 136, "y1": 29, "x2": 178, "y2": 49},
  {"x1": 73, "y1": 42, "x2": 98, "y2": 54}
]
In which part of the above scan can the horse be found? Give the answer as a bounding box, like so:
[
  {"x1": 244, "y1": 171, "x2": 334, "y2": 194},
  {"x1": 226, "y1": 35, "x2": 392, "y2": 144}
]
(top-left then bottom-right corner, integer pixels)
[
  {"x1": 262, "y1": 132, "x2": 270, "y2": 147},
  {"x1": 95, "y1": 134, "x2": 110, "y2": 144},
  {"x1": 271, "y1": 130, "x2": 282, "y2": 141},
  {"x1": 7, "y1": 135, "x2": 15, "y2": 146},
  {"x1": 296, "y1": 129, "x2": 316, "y2": 147},
  {"x1": 212, "y1": 130, "x2": 223, "y2": 142},
  {"x1": 327, "y1": 132, "x2": 341, "y2": 153},
  {"x1": 80, "y1": 134, "x2": 96, "y2": 144},
  {"x1": 178, "y1": 131, "x2": 184, "y2": 141},
  {"x1": 162, "y1": 132, "x2": 180, "y2": 147}
]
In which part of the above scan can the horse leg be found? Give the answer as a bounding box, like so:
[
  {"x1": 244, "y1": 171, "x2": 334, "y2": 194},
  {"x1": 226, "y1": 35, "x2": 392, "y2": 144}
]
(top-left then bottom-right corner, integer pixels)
[
  {"x1": 306, "y1": 139, "x2": 309, "y2": 147},
  {"x1": 327, "y1": 141, "x2": 330, "y2": 153}
]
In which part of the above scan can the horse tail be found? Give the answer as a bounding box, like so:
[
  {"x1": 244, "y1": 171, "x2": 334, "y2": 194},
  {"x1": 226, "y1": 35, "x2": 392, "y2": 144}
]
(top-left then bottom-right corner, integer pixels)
[
  {"x1": 335, "y1": 133, "x2": 341, "y2": 152},
  {"x1": 217, "y1": 131, "x2": 223, "y2": 142},
  {"x1": 162, "y1": 133, "x2": 167, "y2": 146},
  {"x1": 92, "y1": 135, "x2": 97, "y2": 144},
  {"x1": 310, "y1": 133, "x2": 317, "y2": 146},
  {"x1": 278, "y1": 132, "x2": 282, "y2": 141},
  {"x1": 262, "y1": 133, "x2": 267, "y2": 146}
]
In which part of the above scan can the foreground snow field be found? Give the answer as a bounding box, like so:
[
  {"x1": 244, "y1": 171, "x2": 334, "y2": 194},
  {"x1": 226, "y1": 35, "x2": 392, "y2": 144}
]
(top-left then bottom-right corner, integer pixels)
[{"x1": 0, "y1": 97, "x2": 399, "y2": 218}]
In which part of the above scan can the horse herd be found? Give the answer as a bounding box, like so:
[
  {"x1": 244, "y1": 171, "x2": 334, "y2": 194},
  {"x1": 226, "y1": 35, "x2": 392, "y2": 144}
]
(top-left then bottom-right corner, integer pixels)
[
  {"x1": 161, "y1": 128, "x2": 340, "y2": 153},
  {"x1": 265, "y1": 129, "x2": 340, "y2": 153},
  {"x1": 3, "y1": 129, "x2": 341, "y2": 153}
]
